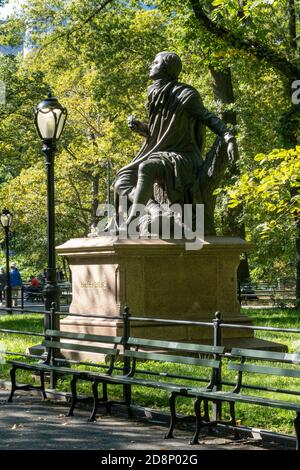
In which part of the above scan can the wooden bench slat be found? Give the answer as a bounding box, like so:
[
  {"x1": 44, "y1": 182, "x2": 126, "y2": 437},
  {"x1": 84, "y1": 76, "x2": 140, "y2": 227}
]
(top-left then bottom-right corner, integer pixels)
[
  {"x1": 190, "y1": 390, "x2": 300, "y2": 411},
  {"x1": 229, "y1": 362, "x2": 300, "y2": 379},
  {"x1": 6, "y1": 360, "x2": 111, "y2": 376},
  {"x1": 231, "y1": 348, "x2": 300, "y2": 363},
  {"x1": 7, "y1": 360, "x2": 82, "y2": 374},
  {"x1": 124, "y1": 350, "x2": 220, "y2": 367},
  {"x1": 43, "y1": 340, "x2": 119, "y2": 356},
  {"x1": 45, "y1": 330, "x2": 122, "y2": 344},
  {"x1": 100, "y1": 374, "x2": 203, "y2": 392},
  {"x1": 127, "y1": 337, "x2": 224, "y2": 354}
]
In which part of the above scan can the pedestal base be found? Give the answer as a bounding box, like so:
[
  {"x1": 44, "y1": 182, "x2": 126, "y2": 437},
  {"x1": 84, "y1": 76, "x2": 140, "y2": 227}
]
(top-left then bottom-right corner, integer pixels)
[{"x1": 57, "y1": 236, "x2": 286, "y2": 355}]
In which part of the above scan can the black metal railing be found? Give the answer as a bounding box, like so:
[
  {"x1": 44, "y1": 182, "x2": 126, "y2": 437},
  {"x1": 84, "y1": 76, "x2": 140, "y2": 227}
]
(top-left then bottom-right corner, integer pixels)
[
  {"x1": 1, "y1": 304, "x2": 300, "y2": 426},
  {"x1": 0, "y1": 282, "x2": 72, "y2": 311},
  {"x1": 238, "y1": 280, "x2": 296, "y2": 307}
]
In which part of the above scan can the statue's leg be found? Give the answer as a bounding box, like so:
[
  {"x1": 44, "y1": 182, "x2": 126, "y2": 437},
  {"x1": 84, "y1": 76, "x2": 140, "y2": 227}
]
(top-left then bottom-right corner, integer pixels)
[
  {"x1": 126, "y1": 159, "x2": 165, "y2": 225},
  {"x1": 104, "y1": 170, "x2": 138, "y2": 231},
  {"x1": 114, "y1": 171, "x2": 137, "y2": 199}
]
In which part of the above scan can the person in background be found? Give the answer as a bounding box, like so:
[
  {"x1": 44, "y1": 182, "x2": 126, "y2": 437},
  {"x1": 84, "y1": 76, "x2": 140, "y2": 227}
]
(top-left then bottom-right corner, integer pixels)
[
  {"x1": 0, "y1": 267, "x2": 6, "y2": 305},
  {"x1": 30, "y1": 275, "x2": 41, "y2": 289},
  {"x1": 37, "y1": 271, "x2": 46, "y2": 289},
  {"x1": 10, "y1": 263, "x2": 22, "y2": 308},
  {"x1": 26, "y1": 275, "x2": 41, "y2": 301},
  {"x1": 57, "y1": 269, "x2": 64, "y2": 282}
]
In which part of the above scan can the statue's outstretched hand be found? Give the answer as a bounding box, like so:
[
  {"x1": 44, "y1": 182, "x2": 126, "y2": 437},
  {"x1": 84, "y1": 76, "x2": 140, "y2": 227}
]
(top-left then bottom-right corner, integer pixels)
[
  {"x1": 127, "y1": 115, "x2": 148, "y2": 137},
  {"x1": 128, "y1": 115, "x2": 139, "y2": 131}
]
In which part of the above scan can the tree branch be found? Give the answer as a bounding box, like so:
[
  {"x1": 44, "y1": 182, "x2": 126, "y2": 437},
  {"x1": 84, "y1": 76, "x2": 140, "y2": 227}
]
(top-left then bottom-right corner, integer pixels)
[
  {"x1": 67, "y1": 174, "x2": 90, "y2": 226},
  {"x1": 73, "y1": 107, "x2": 103, "y2": 138},
  {"x1": 55, "y1": 199, "x2": 91, "y2": 213},
  {"x1": 189, "y1": 0, "x2": 300, "y2": 80},
  {"x1": 37, "y1": 0, "x2": 114, "y2": 54},
  {"x1": 288, "y1": 0, "x2": 298, "y2": 51},
  {"x1": 64, "y1": 146, "x2": 104, "y2": 179}
]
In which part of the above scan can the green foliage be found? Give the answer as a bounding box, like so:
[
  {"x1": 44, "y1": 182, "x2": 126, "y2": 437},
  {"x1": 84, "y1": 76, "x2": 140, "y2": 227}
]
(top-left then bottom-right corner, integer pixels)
[
  {"x1": 0, "y1": 0, "x2": 298, "y2": 282},
  {"x1": 221, "y1": 147, "x2": 299, "y2": 279},
  {"x1": 195, "y1": 0, "x2": 299, "y2": 68},
  {"x1": 0, "y1": 1, "x2": 171, "y2": 273},
  {"x1": 228, "y1": 147, "x2": 300, "y2": 226}
]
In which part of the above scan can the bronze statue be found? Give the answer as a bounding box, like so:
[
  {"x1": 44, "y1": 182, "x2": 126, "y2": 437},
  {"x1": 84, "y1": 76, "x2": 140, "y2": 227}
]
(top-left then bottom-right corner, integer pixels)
[{"x1": 112, "y1": 51, "x2": 238, "y2": 235}]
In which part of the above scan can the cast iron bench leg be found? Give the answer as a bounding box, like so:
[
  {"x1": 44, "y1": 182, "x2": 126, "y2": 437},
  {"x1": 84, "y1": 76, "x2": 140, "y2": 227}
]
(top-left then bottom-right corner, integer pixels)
[
  {"x1": 165, "y1": 392, "x2": 177, "y2": 439},
  {"x1": 203, "y1": 399, "x2": 209, "y2": 422},
  {"x1": 66, "y1": 376, "x2": 78, "y2": 417},
  {"x1": 101, "y1": 382, "x2": 108, "y2": 402},
  {"x1": 88, "y1": 380, "x2": 99, "y2": 422},
  {"x1": 7, "y1": 366, "x2": 17, "y2": 403},
  {"x1": 229, "y1": 401, "x2": 241, "y2": 440},
  {"x1": 100, "y1": 383, "x2": 112, "y2": 414},
  {"x1": 124, "y1": 384, "x2": 132, "y2": 419},
  {"x1": 40, "y1": 371, "x2": 47, "y2": 400},
  {"x1": 190, "y1": 397, "x2": 203, "y2": 445},
  {"x1": 295, "y1": 412, "x2": 300, "y2": 451}
]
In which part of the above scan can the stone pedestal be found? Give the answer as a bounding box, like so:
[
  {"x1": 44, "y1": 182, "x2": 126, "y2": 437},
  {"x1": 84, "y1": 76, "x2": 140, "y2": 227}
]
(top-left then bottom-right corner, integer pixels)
[{"x1": 56, "y1": 236, "x2": 285, "y2": 352}]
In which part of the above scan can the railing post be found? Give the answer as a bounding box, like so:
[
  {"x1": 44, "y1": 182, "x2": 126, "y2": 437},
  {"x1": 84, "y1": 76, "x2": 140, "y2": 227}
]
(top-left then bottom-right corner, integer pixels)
[
  {"x1": 122, "y1": 305, "x2": 130, "y2": 372},
  {"x1": 212, "y1": 311, "x2": 222, "y2": 421},
  {"x1": 122, "y1": 305, "x2": 131, "y2": 405},
  {"x1": 49, "y1": 302, "x2": 57, "y2": 389}
]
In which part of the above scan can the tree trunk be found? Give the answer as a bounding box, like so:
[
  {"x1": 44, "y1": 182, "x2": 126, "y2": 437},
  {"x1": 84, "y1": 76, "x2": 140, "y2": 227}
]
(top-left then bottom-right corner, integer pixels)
[
  {"x1": 284, "y1": 0, "x2": 300, "y2": 308},
  {"x1": 62, "y1": 256, "x2": 71, "y2": 283},
  {"x1": 92, "y1": 175, "x2": 100, "y2": 225},
  {"x1": 209, "y1": 67, "x2": 250, "y2": 281},
  {"x1": 288, "y1": 0, "x2": 297, "y2": 50},
  {"x1": 189, "y1": 0, "x2": 299, "y2": 294}
]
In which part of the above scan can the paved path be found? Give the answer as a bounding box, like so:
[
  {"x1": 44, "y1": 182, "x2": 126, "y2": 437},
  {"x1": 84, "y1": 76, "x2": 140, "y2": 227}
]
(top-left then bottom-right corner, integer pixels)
[{"x1": 0, "y1": 390, "x2": 271, "y2": 451}]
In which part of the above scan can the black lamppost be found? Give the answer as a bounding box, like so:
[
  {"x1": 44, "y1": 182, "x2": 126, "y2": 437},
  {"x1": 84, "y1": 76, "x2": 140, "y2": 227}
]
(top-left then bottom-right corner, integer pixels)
[
  {"x1": 0, "y1": 209, "x2": 13, "y2": 312},
  {"x1": 34, "y1": 93, "x2": 67, "y2": 328}
]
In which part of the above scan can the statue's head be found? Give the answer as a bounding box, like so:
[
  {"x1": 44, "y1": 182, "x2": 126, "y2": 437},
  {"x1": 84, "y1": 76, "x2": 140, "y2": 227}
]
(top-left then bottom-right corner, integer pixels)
[{"x1": 149, "y1": 52, "x2": 182, "y2": 81}]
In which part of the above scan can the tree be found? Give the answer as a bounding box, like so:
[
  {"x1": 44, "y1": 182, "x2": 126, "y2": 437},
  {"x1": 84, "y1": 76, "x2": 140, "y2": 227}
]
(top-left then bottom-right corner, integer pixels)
[
  {"x1": 186, "y1": 0, "x2": 300, "y2": 297},
  {"x1": 0, "y1": 0, "x2": 298, "y2": 292},
  {"x1": 0, "y1": 1, "x2": 171, "y2": 273},
  {"x1": 226, "y1": 146, "x2": 300, "y2": 306}
]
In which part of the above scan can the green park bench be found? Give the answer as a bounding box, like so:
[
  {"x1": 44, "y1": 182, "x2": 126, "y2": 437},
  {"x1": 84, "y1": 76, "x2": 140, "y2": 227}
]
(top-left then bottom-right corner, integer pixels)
[
  {"x1": 86, "y1": 337, "x2": 224, "y2": 438},
  {"x1": 175, "y1": 348, "x2": 300, "y2": 450},
  {"x1": 6, "y1": 329, "x2": 123, "y2": 417},
  {"x1": 5, "y1": 315, "x2": 300, "y2": 449}
]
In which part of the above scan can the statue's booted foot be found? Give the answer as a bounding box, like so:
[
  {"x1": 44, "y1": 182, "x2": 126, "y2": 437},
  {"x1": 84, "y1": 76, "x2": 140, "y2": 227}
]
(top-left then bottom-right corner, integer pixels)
[
  {"x1": 103, "y1": 216, "x2": 118, "y2": 233},
  {"x1": 144, "y1": 200, "x2": 175, "y2": 238}
]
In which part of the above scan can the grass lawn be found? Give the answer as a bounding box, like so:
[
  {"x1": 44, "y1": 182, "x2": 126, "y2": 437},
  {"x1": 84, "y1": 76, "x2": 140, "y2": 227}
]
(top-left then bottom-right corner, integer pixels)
[{"x1": 1, "y1": 308, "x2": 300, "y2": 435}]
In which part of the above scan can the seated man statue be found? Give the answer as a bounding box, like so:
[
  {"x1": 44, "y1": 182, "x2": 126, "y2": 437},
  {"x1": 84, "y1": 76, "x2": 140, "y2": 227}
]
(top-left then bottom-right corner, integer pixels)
[{"x1": 112, "y1": 51, "x2": 237, "y2": 235}]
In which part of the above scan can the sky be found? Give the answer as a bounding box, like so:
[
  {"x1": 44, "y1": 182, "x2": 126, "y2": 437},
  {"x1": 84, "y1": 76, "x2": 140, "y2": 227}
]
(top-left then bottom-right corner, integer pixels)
[{"x1": 0, "y1": 0, "x2": 22, "y2": 19}]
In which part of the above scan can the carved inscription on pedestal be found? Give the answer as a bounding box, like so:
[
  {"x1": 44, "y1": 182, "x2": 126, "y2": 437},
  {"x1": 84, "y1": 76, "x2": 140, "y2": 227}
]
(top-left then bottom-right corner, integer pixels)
[
  {"x1": 69, "y1": 263, "x2": 121, "y2": 315},
  {"x1": 80, "y1": 281, "x2": 108, "y2": 289}
]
